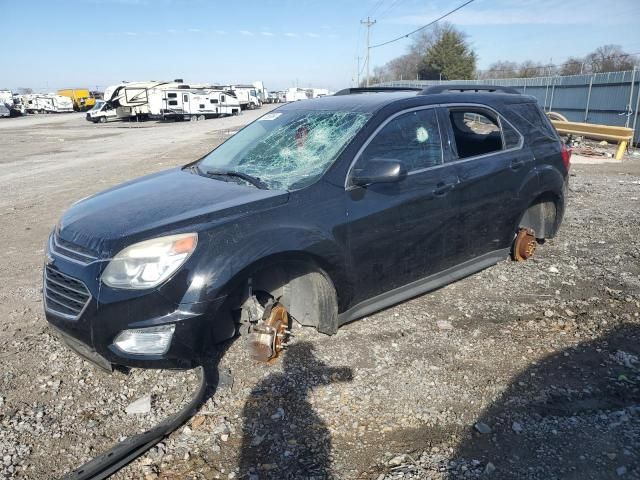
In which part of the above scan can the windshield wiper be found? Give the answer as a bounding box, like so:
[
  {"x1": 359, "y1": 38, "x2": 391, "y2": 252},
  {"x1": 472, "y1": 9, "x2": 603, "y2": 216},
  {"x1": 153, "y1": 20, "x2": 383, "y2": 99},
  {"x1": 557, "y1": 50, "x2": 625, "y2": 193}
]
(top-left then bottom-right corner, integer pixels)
[{"x1": 204, "y1": 169, "x2": 269, "y2": 190}]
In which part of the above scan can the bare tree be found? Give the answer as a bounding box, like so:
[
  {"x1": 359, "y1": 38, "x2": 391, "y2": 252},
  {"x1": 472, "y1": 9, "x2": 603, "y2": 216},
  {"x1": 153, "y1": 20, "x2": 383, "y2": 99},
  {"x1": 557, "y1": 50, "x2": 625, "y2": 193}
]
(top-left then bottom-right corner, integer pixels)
[
  {"x1": 586, "y1": 44, "x2": 638, "y2": 73},
  {"x1": 480, "y1": 61, "x2": 519, "y2": 79},
  {"x1": 559, "y1": 57, "x2": 584, "y2": 76}
]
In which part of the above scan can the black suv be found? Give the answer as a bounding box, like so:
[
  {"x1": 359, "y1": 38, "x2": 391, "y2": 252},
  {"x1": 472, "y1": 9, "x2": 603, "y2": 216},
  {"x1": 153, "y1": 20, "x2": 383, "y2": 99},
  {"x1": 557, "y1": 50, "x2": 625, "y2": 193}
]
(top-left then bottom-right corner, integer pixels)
[{"x1": 44, "y1": 85, "x2": 570, "y2": 371}]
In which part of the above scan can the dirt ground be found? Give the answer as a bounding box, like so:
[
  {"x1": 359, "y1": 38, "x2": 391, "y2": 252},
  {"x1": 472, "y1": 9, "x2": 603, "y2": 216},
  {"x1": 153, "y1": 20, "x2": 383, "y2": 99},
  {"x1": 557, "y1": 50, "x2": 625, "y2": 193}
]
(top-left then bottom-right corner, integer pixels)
[{"x1": 0, "y1": 112, "x2": 639, "y2": 480}]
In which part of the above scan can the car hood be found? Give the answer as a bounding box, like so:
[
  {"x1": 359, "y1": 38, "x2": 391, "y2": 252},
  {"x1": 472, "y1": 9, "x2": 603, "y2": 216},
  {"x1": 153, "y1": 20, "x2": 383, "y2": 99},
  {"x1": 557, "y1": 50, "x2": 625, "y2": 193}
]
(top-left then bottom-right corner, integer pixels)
[{"x1": 58, "y1": 167, "x2": 289, "y2": 256}]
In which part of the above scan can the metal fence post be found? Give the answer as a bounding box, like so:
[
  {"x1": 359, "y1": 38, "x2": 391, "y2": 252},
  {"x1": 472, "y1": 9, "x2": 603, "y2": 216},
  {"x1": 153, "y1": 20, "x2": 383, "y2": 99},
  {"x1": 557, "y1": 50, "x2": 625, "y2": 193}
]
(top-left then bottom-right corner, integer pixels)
[
  {"x1": 584, "y1": 74, "x2": 594, "y2": 122},
  {"x1": 632, "y1": 69, "x2": 640, "y2": 147},
  {"x1": 544, "y1": 75, "x2": 551, "y2": 111},
  {"x1": 626, "y1": 67, "x2": 637, "y2": 128},
  {"x1": 549, "y1": 76, "x2": 557, "y2": 112}
]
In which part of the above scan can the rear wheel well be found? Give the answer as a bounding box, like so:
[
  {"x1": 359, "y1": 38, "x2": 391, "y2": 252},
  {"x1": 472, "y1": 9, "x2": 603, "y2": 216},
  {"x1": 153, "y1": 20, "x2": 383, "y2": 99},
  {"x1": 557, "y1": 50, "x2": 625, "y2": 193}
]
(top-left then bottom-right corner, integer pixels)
[{"x1": 518, "y1": 192, "x2": 561, "y2": 239}]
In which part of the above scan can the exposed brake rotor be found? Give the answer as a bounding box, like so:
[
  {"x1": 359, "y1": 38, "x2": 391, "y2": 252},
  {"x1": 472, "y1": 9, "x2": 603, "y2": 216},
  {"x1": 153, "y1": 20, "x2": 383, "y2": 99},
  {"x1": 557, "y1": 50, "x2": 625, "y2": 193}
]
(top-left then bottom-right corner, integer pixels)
[
  {"x1": 247, "y1": 302, "x2": 289, "y2": 363},
  {"x1": 513, "y1": 228, "x2": 537, "y2": 261}
]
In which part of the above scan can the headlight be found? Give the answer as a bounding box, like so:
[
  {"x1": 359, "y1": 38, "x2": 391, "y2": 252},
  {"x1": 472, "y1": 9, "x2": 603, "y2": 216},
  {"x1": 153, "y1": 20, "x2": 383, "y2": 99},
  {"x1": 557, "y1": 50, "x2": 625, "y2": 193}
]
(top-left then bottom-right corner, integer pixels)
[{"x1": 101, "y1": 233, "x2": 198, "y2": 289}]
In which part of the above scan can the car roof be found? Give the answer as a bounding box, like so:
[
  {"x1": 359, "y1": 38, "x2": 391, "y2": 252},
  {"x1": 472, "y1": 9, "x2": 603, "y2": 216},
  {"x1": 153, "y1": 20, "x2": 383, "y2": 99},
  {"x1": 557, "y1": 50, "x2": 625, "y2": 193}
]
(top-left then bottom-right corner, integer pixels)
[{"x1": 277, "y1": 90, "x2": 537, "y2": 115}]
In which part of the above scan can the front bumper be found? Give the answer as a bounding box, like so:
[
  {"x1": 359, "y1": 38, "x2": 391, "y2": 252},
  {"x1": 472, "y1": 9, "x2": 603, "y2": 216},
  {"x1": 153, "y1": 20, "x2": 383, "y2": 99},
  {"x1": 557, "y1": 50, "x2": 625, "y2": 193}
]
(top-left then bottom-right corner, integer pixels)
[{"x1": 43, "y1": 242, "x2": 232, "y2": 370}]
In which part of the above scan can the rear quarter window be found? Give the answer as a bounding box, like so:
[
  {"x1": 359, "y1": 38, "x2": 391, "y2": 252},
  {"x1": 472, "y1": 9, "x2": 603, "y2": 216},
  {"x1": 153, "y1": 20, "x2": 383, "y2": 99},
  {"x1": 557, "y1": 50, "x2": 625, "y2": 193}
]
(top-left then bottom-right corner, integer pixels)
[{"x1": 506, "y1": 103, "x2": 558, "y2": 145}]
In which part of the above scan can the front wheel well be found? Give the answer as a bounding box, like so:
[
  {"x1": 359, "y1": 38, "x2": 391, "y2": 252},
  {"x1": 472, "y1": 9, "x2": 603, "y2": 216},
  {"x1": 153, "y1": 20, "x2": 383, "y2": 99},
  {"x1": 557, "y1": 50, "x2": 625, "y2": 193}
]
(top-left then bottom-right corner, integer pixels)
[
  {"x1": 518, "y1": 191, "x2": 562, "y2": 239},
  {"x1": 224, "y1": 254, "x2": 341, "y2": 336}
]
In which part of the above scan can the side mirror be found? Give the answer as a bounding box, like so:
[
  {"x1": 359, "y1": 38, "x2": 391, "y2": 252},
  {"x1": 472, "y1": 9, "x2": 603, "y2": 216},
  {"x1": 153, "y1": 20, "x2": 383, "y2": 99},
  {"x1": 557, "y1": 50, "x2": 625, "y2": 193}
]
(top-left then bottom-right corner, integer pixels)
[{"x1": 351, "y1": 159, "x2": 407, "y2": 187}]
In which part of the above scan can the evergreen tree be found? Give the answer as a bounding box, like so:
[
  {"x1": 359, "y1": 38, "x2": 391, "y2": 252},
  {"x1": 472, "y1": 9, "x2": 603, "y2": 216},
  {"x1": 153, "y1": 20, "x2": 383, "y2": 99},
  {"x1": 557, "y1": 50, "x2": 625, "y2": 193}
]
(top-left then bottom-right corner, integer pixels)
[{"x1": 419, "y1": 26, "x2": 476, "y2": 80}]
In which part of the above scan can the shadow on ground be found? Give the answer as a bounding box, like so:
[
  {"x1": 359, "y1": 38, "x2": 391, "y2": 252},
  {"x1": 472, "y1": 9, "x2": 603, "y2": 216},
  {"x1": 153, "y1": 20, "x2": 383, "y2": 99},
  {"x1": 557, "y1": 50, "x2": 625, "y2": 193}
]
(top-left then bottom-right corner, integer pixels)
[
  {"x1": 238, "y1": 342, "x2": 353, "y2": 479},
  {"x1": 451, "y1": 324, "x2": 640, "y2": 479}
]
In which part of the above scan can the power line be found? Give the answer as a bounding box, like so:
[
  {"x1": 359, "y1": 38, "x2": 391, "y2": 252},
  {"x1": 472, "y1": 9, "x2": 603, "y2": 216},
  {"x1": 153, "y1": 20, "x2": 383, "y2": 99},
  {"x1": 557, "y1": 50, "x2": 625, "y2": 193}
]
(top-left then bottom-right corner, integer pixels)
[
  {"x1": 377, "y1": 0, "x2": 404, "y2": 20},
  {"x1": 371, "y1": 0, "x2": 476, "y2": 49},
  {"x1": 368, "y1": 0, "x2": 386, "y2": 18}
]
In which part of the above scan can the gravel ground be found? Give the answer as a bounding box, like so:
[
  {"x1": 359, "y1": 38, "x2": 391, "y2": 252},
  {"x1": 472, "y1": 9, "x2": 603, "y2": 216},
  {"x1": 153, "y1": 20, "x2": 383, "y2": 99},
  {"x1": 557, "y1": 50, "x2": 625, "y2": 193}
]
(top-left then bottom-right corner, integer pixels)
[{"x1": 0, "y1": 112, "x2": 639, "y2": 480}]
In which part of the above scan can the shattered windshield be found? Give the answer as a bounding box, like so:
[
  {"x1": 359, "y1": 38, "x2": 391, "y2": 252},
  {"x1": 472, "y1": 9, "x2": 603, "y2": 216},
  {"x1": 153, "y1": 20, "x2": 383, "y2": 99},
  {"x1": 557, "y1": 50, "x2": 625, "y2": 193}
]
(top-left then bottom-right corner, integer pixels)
[{"x1": 198, "y1": 110, "x2": 371, "y2": 190}]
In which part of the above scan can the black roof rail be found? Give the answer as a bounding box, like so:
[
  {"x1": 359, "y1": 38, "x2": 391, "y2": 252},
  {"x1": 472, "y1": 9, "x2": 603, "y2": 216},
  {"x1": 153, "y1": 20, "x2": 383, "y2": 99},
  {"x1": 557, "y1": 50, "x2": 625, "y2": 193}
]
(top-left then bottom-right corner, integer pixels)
[
  {"x1": 334, "y1": 87, "x2": 422, "y2": 96},
  {"x1": 420, "y1": 84, "x2": 521, "y2": 95}
]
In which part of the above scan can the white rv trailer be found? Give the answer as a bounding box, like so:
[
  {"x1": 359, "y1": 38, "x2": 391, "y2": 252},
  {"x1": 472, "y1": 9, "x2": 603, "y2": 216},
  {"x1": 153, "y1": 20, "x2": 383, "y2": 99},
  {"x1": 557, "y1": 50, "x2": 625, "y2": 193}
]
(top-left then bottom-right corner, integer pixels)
[
  {"x1": 104, "y1": 81, "x2": 164, "y2": 120},
  {"x1": 9, "y1": 94, "x2": 26, "y2": 116},
  {"x1": 0, "y1": 90, "x2": 18, "y2": 116},
  {"x1": 308, "y1": 88, "x2": 330, "y2": 98},
  {"x1": 0, "y1": 90, "x2": 12, "y2": 106},
  {"x1": 285, "y1": 87, "x2": 309, "y2": 102},
  {"x1": 148, "y1": 87, "x2": 241, "y2": 121},
  {"x1": 105, "y1": 80, "x2": 217, "y2": 120},
  {"x1": 22, "y1": 94, "x2": 74, "y2": 113}
]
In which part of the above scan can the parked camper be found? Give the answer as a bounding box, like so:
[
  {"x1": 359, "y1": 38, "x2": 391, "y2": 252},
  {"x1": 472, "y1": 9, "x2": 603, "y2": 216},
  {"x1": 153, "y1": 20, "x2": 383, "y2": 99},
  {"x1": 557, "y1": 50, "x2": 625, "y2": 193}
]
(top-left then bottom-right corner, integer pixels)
[
  {"x1": 285, "y1": 87, "x2": 308, "y2": 102},
  {"x1": 105, "y1": 80, "x2": 210, "y2": 120},
  {"x1": 86, "y1": 100, "x2": 119, "y2": 123},
  {"x1": 57, "y1": 89, "x2": 96, "y2": 111},
  {"x1": 309, "y1": 88, "x2": 330, "y2": 98},
  {"x1": 23, "y1": 94, "x2": 74, "y2": 113},
  {"x1": 148, "y1": 88, "x2": 241, "y2": 121},
  {"x1": 0, "y1": 90, "x2": 16, "y2": 117},
  {"x1": 0, "y1": 90, "x2": 12, "y2": 106},
  {"x1": 10, "y1": 95, "x2": 26, "y2": 116},
  {"x1": 104, "y1": 81, "x2": 156, "y2": 120}
]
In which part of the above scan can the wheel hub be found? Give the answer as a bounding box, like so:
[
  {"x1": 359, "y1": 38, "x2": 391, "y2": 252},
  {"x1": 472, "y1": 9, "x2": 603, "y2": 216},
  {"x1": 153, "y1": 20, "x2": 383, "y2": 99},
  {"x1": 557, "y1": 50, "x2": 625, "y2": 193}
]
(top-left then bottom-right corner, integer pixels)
[
  {"x1": 513, "y1": 228, "x2": 537, "y2": 261},
  {"x1": 247, "y1": 303, "x2": 289, "y2": 363}
]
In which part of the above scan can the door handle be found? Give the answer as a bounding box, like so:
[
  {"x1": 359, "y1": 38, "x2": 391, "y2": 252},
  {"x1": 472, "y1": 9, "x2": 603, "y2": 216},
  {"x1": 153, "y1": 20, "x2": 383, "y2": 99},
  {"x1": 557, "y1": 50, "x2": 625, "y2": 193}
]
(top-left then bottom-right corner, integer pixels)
[
  {"x1": 433, "y1": 182, "x2": 455, "y2": 196},
  {"x1": 510, "y1": 160, "x2": 525, "y2": 170}
]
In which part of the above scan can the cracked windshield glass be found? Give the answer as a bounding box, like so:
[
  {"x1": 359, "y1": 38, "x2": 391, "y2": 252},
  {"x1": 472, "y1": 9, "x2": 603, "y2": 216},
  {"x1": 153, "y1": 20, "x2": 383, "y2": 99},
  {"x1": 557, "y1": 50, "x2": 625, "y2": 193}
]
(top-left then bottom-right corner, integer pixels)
[{"x1": 199, "y1": 110, "x2": 371, "y2": 190}]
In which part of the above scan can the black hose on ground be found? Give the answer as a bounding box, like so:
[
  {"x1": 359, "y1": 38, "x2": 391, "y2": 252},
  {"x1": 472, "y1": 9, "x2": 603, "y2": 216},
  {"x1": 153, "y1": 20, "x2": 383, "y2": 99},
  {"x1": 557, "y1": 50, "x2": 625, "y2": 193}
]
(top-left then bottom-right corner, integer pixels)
[{"x1": 61, "y1": 366, "x2": 211, "y2": 480}]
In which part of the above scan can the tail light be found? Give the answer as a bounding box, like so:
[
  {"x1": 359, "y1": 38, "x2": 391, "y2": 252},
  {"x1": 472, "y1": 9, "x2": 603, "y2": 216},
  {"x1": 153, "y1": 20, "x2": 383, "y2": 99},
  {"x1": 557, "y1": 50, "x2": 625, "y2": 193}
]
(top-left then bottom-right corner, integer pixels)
[{"x1": 560, "y1": 143, "x2": 572, "y2": 171}]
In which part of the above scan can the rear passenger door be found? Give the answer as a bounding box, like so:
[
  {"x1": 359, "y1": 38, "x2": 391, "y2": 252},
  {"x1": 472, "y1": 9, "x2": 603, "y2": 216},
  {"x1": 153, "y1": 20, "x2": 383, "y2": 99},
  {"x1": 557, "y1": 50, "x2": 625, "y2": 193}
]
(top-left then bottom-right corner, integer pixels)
[
  {"x1": 440, "y1": 105, "x2": 534, "y2": 261},
  {"x1": 345, "y1": 107, "x2": 461, "y2": 303}
]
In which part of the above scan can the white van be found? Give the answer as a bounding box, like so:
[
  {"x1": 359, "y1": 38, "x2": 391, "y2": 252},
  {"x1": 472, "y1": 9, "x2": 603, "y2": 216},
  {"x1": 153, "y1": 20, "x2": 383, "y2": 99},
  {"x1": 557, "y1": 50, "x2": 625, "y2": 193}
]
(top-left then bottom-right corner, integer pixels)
[{"x1": 86, "y1": 100, "x2": 119, "y2": 123}]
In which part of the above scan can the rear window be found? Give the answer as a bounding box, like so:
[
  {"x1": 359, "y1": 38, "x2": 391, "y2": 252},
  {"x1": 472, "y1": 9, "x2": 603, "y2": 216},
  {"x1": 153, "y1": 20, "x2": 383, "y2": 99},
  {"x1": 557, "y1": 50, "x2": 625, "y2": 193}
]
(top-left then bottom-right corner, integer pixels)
[{"x1": 507, "y1": 103, "x2": 558, "y2": 145}]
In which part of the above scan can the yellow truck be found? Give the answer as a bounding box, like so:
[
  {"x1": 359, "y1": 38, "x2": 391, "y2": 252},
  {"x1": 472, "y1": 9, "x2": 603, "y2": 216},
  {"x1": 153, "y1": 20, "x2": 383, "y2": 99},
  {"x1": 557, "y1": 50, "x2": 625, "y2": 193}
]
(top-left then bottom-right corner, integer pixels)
[{"x1": 57, "y1": 89, "x2": 96, "y2": 111}]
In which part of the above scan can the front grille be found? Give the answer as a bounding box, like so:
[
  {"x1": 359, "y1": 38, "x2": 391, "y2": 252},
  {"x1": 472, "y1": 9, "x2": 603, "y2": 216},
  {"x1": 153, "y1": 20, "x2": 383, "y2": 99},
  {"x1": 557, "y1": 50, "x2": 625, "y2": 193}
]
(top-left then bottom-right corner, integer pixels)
[
  {"x1": 50, "y1": 234, "x2": 99, "y2": 265},
  {"x1": 44, "y1": 266, "x2": 91, "y2": 320}
]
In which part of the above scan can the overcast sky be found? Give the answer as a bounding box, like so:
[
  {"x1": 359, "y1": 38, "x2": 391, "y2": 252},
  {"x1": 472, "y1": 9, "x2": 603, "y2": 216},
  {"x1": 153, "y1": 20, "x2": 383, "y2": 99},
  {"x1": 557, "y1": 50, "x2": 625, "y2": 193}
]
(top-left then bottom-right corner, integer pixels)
[{"x1": 2, "y1": 0, "x2": 639, "y2": 92}]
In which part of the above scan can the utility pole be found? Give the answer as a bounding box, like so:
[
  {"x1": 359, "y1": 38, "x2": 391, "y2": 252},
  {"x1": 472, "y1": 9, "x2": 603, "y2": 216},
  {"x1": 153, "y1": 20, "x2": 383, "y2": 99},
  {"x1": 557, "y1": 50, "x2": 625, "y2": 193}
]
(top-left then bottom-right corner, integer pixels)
[
  {"x1": 361, "y1": 17, "x2": 376, "y2": 87},
  {"x1": 356, "y1": 56, "x2": 361, "y2": 86}
]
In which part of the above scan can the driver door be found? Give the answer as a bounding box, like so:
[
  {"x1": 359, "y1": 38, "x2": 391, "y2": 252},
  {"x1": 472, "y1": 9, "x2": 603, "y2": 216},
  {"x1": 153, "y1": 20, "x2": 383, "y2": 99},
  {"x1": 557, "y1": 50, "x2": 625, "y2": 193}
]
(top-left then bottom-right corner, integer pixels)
[{"x1": 345, "y1": 107, "x2": 461, "y2": 304}]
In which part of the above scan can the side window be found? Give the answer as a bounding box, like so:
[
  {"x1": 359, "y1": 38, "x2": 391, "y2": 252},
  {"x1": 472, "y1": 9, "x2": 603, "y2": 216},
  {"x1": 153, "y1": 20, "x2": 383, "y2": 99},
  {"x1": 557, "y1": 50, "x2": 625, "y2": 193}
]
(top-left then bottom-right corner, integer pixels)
[
  {"x1": 183, "y1": 94, "x2": 189, "y2": 102},
  {"x1": 210, "y1": 98, "x2": 219, "y2": 104},
  {"x1": 167, "y1": 92, "x2": 177, "y2": 99},
  {"x1": 448, "y1": 109, "x2": 503, "y2": 159},
  {"x1": 199, "y1": 104, "x2": 205, "y2": 109},
  {"x1": 357, "y1": 109, "x2": 442, "y2": 173},
  {"x1": 501, "y1": 119, "x2": 521, "y2": 149},
  {"x1": 220, "y1": 94, "x2": 225, "y2": 102},
  {"x1": 168, "y1": 100, "x2": 178, "y2": 106}
]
